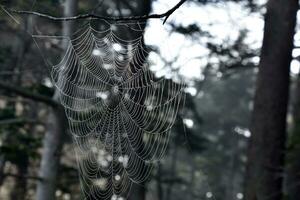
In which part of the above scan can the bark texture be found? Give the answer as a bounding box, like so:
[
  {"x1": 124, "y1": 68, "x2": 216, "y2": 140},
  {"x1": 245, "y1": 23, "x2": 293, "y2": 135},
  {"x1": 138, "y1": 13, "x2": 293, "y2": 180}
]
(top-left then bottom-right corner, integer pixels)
[{"x1": 245, "y1": 0, "x2": 298, "y2": 200}]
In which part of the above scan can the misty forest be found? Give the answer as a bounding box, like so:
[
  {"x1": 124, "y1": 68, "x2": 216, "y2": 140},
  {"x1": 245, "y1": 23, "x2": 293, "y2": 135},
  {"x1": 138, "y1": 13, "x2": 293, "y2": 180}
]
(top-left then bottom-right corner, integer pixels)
[{"x1": 0, "y1": 0, "x2": 299, "y2": 200}]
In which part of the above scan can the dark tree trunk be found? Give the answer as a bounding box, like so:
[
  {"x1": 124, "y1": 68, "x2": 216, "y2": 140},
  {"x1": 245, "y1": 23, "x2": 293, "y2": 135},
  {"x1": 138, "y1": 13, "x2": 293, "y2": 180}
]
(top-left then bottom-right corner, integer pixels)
[
  {"x1": 245, "y1": 0, "x2": 298, "y2": 200},
  {"x1": 156, "y1": 163, "x2": 164, "y2": 200},
  {"x1": 128, "y1": 184, "x2": 147, "y2": 200},
  {"x1": 11, "y1": 155, "x2": 29, "y2": 200},
  {"x1": 7, "y1": 16, "x2": 34, "y2": 199},
  {"x1": 0, "y1": 156, "x2": 5, "y2": 186},
  {"x1": 286, "y1": 72, "x2": 300, "y2": 200},
  {"x1": 165, "y1": 144, "x2": 178, "y2": 200}
]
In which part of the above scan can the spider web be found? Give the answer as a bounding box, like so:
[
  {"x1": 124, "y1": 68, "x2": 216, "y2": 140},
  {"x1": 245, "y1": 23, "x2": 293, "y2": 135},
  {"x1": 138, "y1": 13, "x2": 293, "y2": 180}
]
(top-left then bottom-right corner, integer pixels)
[{"x1": 50, "y1": 21, "x2": 186, "y2": 200}]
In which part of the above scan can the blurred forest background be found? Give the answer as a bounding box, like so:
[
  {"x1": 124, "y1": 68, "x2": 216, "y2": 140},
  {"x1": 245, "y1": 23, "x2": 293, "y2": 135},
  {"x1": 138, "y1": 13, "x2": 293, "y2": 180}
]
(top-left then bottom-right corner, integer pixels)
[{"x1": 0, "y1": 0, "x2": 299, "y2": 200}]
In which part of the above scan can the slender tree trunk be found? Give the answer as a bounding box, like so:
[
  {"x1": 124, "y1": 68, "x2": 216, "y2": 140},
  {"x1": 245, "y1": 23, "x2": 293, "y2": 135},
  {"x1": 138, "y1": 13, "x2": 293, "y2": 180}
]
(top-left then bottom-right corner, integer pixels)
[
  {"x1": 11, "y1": 155, "x2": 29, "y2": 200},
  {"x1": 245, "y1": 0, "x2": 298, "y2": 200},
  {"x1": 189, "y1": 157, "x2": 196, "y2": 200},
  {"x1": 62, "y1": 0, "x2": 77, "y2": 50},
  {"x1": 226, "y1": 132, "x2": 238, "y2": 200},
  {"x1": 36, "y1": 107, "x2": 67, "y2": 200},
  {"x1": 0, "y1": 155, "x2": 6, "y2": 187},
  {"x1": 286, "y1": 72, "x2": 300, "y2": 200},
  {"x1": 156, "y1": 163, "x2": 164, "y2": 200},
  {"x1": 165, "y1": 144, "x2": 178, "y2": 200},
  {"x1": 0, "y1": 130, "x2": 9, "y2": 188},
  {"x1": 128, "y1": 184, "x2": 147, "y2": 200},
  {"x1": 36, "y1": 1, "x2": 77, "y2": 199}
]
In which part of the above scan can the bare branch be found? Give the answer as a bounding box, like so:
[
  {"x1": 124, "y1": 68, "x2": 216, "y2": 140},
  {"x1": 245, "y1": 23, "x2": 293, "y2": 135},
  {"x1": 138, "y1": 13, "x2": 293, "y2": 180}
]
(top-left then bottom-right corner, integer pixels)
[
  {"x1": 0, "y1": 81, "x2": 59, "y2": 107},
  {"x1": 4, "y1": 173, "x2": 43, "y2": 181},
  {"x1": 0, "y1": 0, "x2": 187, "y2": 24},
  {"x1": 0, "y1": 118, "x2": 43, "y2": 126}
]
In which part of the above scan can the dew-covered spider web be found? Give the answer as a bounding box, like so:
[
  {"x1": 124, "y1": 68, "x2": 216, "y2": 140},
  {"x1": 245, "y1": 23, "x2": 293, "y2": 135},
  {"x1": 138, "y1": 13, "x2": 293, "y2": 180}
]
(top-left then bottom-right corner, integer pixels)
[{"x1": 50, "y1": 21, "x2": 186, "y2": 200}]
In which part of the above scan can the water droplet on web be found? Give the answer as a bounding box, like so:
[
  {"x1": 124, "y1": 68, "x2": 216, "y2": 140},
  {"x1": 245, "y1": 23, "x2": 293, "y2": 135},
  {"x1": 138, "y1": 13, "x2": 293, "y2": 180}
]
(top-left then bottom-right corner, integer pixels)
[
  {"x1": 111, "y1": 194, "x2": 117, "y2": 200},
  {"x1": 103, "y1": 64, "x2": 112, "y2": 69},
  {"x1": 146, "y1": 105, "x2": 153, "y2": 111},
  {"x1": 123, "y1": 155, "x2": 129, "y2": 168},
  {"x1": 92, "y1": 49, "x2": 101, "y2": 56},
  {"x1": 124, "y1": 93, "x2": 130, "y2": 99},
  {"x1": 206, "y1": 192, "x2": 213, "y2": 198},
  {"x1": 113, "y1": 43, "x2": 122, "y2": 51},
  {"x1": 118, "y1": 156, "x2": 124, "y2": 162},
  {"x1": 115, "y1": 175, "x2": 121, "y2": 181},
  {"x1": 107, "y1": 155, "x2": 113, "y2": 161},
  {"x1": 237, "y1": 193, "x2": 244, "y2": 199},
  {"x1": 112, "y1": 85, "x2": 119, "y2": 94}
]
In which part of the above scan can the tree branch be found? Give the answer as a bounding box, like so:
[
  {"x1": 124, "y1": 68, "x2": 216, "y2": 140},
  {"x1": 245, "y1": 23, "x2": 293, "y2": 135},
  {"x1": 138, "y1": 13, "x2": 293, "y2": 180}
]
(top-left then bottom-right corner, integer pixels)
[
  {"x1": 0, "y1": 81, "x2": 59, "y2": 107},
  {"x1": 0, "y1": 0, "x2": 187, "y2": 24},
  {"x1": 4, "y1": 173, "x2": 43, "y2": 181},
  {"x1": 0, "y1": 118, "x2": 43, "y2": 126}
]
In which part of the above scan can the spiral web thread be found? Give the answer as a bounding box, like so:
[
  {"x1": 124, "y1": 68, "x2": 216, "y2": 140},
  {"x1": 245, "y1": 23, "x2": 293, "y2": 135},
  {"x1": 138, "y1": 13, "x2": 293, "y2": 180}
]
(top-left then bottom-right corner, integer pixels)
[{"x1": 51, "y1": 21, "x2": 185, "y2": 200}]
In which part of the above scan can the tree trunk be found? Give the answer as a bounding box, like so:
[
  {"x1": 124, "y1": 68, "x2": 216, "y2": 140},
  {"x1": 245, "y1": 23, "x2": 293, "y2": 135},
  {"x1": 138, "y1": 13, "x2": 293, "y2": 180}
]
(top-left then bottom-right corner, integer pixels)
[
  {"x1": 0, "y1": 156, "x2": 5, "y2": 187},
  {"x1": 36, "y1": 107, "x2": 67, "y2": 200},
  {"x1": 245, "y1": 0, "x2": 298, "y2": 200},
  {"x1": 11, "y1": 155, "x2": 29, "y2": 200},
  {"x1": 286, "y1": 72, "x2": 300, "y2": 200},
  {"x1": 36, "y1": 1, "x2": 77, "y2": 199},
  {"x1": 128, "y1": 184, "x2": 147, "y2": 200},
  {"x1": 156, "y1": 163, "x2": 164, "y2": 200},
  {"x1": 165, "y1": 144, "x2": 178, "y2": 200},
  {"x1": 7, "y1": 15, "x2": 34, "y2": 199}
]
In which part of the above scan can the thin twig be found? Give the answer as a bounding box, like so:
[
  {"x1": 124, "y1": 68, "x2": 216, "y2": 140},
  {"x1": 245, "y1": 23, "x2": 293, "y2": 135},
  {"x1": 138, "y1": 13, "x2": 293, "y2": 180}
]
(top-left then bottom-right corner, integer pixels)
[
  {"x1": 4, "y1": 173, "x2": 43, "y2": 181},
  {"x1": 0, "y1": 81, "x2": 59, "y2": 107},
  {"x1": 0, "y1": 0, "x2": 187, "y2": 24},
  {"x1": 0, "y1": 118, "x2": 43, "y2": 125}
]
